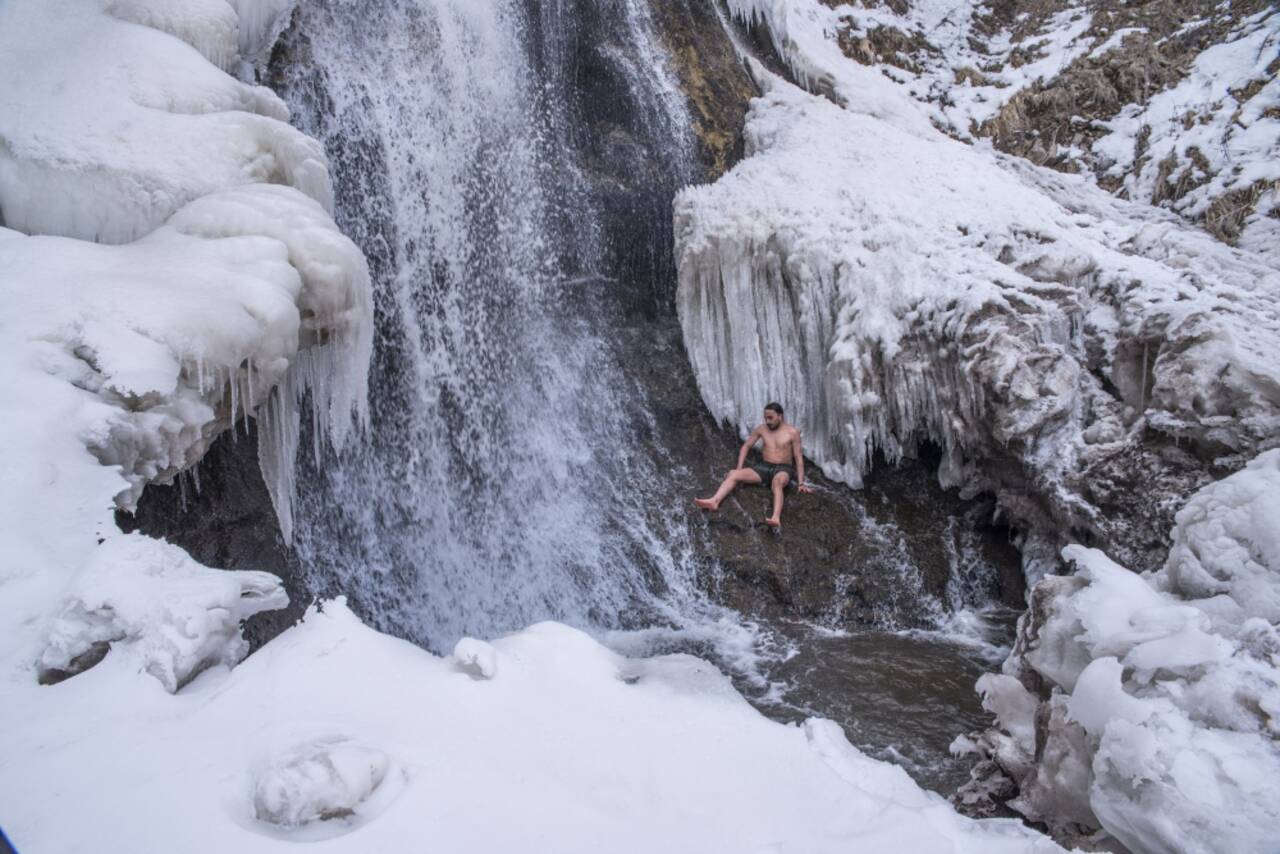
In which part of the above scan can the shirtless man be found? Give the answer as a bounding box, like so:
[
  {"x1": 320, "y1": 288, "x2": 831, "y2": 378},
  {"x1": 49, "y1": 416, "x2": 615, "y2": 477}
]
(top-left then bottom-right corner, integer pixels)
[{"x1": 694, "y1": 402, "x2": 812, "y2": 528}]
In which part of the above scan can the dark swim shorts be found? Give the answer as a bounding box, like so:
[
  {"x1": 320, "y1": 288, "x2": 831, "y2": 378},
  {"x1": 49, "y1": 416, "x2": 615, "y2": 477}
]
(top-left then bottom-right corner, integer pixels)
[{"x1": 750, "y1": 460, "x2": 796, "y2": 489}]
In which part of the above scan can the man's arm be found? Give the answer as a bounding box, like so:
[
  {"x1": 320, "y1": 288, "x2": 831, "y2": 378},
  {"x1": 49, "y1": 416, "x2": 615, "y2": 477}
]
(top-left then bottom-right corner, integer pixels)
[
  {"x1": 794, "y1": 429, "x2": 813, "y2": 492},
  {"x1": 737, "y1": 427, "x2": 761, "y2": 469}
]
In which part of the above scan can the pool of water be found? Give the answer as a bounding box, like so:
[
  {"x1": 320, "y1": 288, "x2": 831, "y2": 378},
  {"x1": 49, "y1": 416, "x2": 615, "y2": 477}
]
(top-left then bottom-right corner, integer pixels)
[{"x1": 742, "y1": 611, "x2": 1017, "y2": 796}]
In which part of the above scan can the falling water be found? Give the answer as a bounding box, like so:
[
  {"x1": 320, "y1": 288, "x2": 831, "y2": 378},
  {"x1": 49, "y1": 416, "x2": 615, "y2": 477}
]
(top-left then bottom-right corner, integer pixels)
[{"x1": 270, "y1": 0, "x2": 715, "y2": 652}]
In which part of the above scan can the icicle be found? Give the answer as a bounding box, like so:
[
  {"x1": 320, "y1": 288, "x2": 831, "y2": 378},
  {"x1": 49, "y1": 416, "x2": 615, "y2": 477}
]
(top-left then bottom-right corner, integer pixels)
[
  {"x1": 229, "y1": 363, "x2": 239, "y2": 430},
  {"x1": 244, "y1": 356, "x2": 255, "y2": 434},
  {"x1": 1140, "y1": 340, "x2": 1149, "y2": 413}
]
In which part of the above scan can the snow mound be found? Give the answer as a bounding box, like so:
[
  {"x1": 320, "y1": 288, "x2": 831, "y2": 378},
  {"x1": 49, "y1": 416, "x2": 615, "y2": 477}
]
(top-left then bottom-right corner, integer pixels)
[
  {"x1": 960, "y1": 451, "x2": 1280, "y2": 853},
  {"x1": 5, "y1": 602, "x2": 1070, "y2": 852},
  {"x1": 253, "y1": 739, "x2": 391, "y2": 829},
  {"x1": 39, "y1": 534, "x2": 287, "y2": 692},
  {"x1": 451, "y1": 637, "x2": 498, "y2": 679},
  {"x1": 0, "y1": 0, "x2": 331, "y2": 244},
  {"x1": 675, "y1": 64, "x2": 1280, "y2": 574}
]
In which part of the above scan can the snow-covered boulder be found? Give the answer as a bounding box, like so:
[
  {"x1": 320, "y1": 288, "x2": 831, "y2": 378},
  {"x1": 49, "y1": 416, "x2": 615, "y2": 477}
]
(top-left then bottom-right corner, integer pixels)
[
  {"x1": 253, "y1": 738, "x2": 391, "y2": 829},
  {"x1": 39, "y1": 534, "x2": 287, "y2": 691},
  {"x1": 958, "y1": 451, "x2": 1280, "y2": 853}
]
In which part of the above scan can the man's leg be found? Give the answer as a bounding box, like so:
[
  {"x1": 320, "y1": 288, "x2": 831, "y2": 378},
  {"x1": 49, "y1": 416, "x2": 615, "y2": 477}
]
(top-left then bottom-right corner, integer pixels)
[
  {"x1": 695, "y1": 468, "x2": 762, "y2": 510},
  {"x1": 764, "y1": 472, "x2": 790, "y2": 527}
]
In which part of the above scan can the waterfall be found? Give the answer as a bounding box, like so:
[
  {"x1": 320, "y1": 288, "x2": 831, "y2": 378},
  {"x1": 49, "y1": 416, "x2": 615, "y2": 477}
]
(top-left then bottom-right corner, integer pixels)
[{"x1": 270, "y1": 0, "x2": 708, "y2": 651}]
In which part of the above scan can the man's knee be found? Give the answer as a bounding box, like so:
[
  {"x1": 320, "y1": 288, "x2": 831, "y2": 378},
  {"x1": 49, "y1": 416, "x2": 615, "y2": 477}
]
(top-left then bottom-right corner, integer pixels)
[{"x1": 773, "y1": 472, "x2": 790, "y2": 490}]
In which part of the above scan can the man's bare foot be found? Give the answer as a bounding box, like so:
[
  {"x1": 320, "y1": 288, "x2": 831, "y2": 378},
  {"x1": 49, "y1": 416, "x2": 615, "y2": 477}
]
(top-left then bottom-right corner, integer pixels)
[
  {"x1": 694, "y1": 498, "x2": 718, "y2": 511},
  {"x1": 764, "y1": 516, "x2": 781, "y2": 528}
]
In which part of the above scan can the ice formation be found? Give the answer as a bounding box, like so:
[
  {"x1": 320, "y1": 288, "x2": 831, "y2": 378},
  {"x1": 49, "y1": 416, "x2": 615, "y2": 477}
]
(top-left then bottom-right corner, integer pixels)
[
  {"x1": 676, "y1": 14, "x2": 1280, "y2": 574},
  {"x1": 958, "y1": 451, "x2": 1280, "y2": 853},
  {"x1": 0, "y1": 0, "x2": 371, "y2": 541}
]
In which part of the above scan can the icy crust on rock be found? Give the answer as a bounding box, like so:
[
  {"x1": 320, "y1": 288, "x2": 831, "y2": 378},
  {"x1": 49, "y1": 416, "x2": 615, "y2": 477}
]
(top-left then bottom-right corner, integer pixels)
[
  {"x1": 0, "y1": 183, "x2": 371, "y2": 538},
  {"x1": 0, "y1": 0, "x2": 368, "y2": 716},
  {"x1": 958, "y1": 452, "x2": 1280, "y2": 853},
  {"x1": 675, "y1": 71, "x2": 1280, "y2": 573},
  {"x1": 0, "y1": 0, "x2": 331, "y2": 244},
  {"x1": 2, "y1": 604, "x2": 1070, "y2": 852}
]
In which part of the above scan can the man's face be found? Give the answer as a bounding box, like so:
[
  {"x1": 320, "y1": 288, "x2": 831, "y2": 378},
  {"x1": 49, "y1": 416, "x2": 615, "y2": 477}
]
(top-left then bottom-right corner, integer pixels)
[{"x1": 763, "y1": 409, "x2": 781, "y2": 430}]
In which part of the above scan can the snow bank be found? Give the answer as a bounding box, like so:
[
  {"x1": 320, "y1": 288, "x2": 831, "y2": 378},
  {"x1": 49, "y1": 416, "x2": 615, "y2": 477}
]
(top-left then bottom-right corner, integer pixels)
[
  {"x1": 675, "y1": 53, "x2": 1280, "y2": 574},
  {"x1": 959, "y1": 451, "x2": 1280, "y2": 853},
  {"x1": 0, "y1": 0, "x2": 367, "y2": 725},
  {"x1": 0, "y1": 0, "x2": 330, "y2": 244},
  {"x1": 2, "y1": 603, "x2": 1070, "y2": 852}
]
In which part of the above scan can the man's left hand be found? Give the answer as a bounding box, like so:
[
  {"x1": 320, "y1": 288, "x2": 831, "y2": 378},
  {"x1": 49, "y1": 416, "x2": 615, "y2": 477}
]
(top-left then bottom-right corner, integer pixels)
[{"x1": 797, "y1": 483, "x2": 813, "y2": 494}]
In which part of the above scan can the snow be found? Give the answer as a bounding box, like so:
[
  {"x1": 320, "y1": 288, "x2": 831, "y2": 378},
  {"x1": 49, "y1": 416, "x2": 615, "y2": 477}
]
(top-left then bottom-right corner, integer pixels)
[
  {"x1": 728, "y1": 0, "x2": 1098, "y2": 133},
  {"x1": 0, "y1": 0, "x2": 331, "y2": 244},
  {"x1": 728, "y1": 0, "x2": 1280, "y2": 262},
  {"x1": 963, "y1": 452, "x2": 1280, "y2": 852},
  {"x1": 1091, "y1": 11, "x2": 1280, "y2": 259},
  {"x1": 3, "y1": 603, "x2": 1071, "y2": 853}
]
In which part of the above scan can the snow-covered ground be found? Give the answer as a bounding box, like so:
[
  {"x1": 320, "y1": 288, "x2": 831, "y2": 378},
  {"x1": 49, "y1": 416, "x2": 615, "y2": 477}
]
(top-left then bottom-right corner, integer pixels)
[
  {"x1": 958, "y1": 451, "x2": 1280, "y2": 853},
  {"x1": 0, "y1": 2, "x2": 1073, "y2": 851}
]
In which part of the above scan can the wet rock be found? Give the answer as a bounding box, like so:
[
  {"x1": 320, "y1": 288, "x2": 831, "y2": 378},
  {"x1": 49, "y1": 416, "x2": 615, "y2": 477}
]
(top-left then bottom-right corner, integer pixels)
[{"x1": 650, "y1": 0, "x2": 759, "y2": 179}]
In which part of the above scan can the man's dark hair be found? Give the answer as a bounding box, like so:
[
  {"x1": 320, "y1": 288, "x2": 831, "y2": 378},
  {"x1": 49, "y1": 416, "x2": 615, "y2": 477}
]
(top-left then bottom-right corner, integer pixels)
[{"x1": 765, "y1": 402, "x2": 784, "y2": 417}]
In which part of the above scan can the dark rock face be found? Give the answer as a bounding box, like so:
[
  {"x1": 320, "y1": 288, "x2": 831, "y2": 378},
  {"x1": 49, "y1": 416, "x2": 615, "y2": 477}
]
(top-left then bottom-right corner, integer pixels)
[{"x1": 649, "y1": 0, "x2": 759, "y2": 179}]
